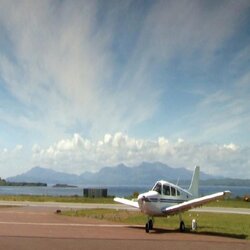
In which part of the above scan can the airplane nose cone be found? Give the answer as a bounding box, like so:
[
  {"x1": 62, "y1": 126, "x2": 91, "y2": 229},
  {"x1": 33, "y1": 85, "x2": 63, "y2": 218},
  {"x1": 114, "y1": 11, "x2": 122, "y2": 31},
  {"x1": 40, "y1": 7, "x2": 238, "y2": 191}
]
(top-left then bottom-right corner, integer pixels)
[
  {"x1": 137, "y1": 192, "x2": 154, "y2": 215},
  {"x1": 137, "y1": 194, "x2": 143, "y2": 205},
  {"x1": 138, "y1": 193, "x2": 150, "y2": 203},
  {"x1": 138, "y1": 194, "x2": 143, "y2": 201},
  {"x1": 137, "y1": 194, "x2": 147, "y2": 211}
]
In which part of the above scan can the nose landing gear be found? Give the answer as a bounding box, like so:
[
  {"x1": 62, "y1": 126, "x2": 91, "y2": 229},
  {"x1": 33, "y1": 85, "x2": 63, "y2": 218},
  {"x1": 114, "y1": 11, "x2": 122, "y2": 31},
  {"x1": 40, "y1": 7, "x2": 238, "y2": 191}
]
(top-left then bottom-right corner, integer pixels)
[{"x1": 145, "y1": 214, "x2": 186, "y2": 233}]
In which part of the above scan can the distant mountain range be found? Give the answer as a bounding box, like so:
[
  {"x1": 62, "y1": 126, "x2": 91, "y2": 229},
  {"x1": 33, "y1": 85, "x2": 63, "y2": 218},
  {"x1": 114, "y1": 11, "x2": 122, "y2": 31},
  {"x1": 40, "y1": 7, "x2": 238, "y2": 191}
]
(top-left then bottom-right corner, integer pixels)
[{"x1": 7, "y1": 162, "x2": 214, "y2": 185}]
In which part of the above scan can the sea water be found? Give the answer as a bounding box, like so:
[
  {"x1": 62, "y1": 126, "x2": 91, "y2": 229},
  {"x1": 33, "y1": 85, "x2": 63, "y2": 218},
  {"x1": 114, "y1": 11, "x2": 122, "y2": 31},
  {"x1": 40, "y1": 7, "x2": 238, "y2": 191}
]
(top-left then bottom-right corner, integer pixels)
[{"x1": 0, "y1": 185, "x2": 249, "y2": 198}]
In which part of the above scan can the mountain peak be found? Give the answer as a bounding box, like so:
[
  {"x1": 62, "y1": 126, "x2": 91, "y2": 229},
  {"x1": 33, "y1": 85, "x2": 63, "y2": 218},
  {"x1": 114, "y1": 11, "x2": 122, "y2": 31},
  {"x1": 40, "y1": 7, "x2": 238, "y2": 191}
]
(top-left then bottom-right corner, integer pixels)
[
  {"x1": 7, "y1": 162, "x2": 215, "y2": 185},
  {"x1": 7, "y1": 166, "x2": 78, "y2": 184},
  {"x1": 28, "y1": 166, "x2": 53, "y2": 173}
]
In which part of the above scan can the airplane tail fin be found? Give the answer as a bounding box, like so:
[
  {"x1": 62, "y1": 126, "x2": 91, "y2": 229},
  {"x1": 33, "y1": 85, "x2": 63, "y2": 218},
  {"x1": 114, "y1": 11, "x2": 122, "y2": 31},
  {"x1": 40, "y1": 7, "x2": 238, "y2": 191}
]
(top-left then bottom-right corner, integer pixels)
[{"x1": 188, "y1": 166, "x2": 200, "y2": 198}]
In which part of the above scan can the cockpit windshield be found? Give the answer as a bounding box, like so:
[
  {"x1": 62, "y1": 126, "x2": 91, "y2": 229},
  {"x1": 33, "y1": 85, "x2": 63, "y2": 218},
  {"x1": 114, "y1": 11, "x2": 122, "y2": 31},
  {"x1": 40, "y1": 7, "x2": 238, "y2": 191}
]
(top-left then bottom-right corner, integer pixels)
[
  {"x1": 152, "y1": 182, "x2": 162, "y2": 194},
  {"x1": 152, "y1": 182, "x2": 181, "y2": 196}
]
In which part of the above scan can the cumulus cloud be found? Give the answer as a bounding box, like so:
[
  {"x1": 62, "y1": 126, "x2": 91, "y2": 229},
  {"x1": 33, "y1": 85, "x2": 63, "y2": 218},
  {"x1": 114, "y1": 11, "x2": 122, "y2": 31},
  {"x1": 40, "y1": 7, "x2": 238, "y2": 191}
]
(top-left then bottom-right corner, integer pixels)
[
  {"x1": 223, "y1": 143, "x2": 238, "y2": 151},
  {"x1": 0, "y1": 144, "x2": 23, "y2": 158},
  {"x1": 0, "y1": 144, "x2": 24, "y2": 177},
  {"x1": 32, "y1": 132, "x2": 250, "y2": 178}
]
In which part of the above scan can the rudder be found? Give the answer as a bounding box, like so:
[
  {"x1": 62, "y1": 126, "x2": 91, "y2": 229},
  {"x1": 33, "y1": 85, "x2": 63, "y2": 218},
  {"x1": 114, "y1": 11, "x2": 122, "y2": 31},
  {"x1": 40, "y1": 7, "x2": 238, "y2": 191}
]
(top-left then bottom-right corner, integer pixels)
[{"x1": 188, "y1": 166, "x2": 200, "y2": 198}]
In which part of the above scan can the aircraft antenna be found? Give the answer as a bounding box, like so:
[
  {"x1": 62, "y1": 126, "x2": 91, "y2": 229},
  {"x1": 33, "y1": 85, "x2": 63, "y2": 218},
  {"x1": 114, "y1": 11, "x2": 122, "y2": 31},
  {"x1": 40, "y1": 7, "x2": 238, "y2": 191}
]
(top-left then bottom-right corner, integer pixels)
[{"x1": 176, "y1": 177, "x2": 179, "y2": 186}]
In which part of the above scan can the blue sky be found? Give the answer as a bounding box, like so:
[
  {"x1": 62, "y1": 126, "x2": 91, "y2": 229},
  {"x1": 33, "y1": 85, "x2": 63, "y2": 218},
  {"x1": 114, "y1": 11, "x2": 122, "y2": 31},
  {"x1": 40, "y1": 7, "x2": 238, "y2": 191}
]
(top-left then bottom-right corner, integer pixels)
[{"x1": 0, "y1": 0, "x2": 250, "y2": 178}]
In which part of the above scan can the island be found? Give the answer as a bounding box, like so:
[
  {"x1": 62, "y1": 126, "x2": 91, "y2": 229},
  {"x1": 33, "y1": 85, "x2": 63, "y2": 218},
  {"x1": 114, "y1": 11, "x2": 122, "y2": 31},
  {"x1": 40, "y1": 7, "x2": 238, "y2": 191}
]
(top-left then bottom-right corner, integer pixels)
[
  {"x1": 0, "y1": 178, "x2": 47, "y2": 187},
  {"x1": 52, "y1": 184, "x2": 78, "y2": 188}
]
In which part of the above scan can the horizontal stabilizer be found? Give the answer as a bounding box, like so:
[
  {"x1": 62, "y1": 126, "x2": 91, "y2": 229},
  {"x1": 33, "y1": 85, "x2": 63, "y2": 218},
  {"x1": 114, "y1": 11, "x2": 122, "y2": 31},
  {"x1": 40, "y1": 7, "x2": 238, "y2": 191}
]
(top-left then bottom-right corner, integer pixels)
[
  {"x1": 163, "y1": 191, "x2": 231, "y2": 215},
  {"x1": 114, "y1": 197, "x2": 139, "y2": 209}
]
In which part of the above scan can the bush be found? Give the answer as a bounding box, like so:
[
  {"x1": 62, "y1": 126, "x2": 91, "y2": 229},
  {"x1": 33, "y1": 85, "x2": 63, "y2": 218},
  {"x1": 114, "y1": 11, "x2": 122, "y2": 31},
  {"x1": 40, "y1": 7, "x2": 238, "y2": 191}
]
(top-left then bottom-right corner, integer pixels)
[{"x1": 243, "y1": 195, "x2": 250, "y2": 202}]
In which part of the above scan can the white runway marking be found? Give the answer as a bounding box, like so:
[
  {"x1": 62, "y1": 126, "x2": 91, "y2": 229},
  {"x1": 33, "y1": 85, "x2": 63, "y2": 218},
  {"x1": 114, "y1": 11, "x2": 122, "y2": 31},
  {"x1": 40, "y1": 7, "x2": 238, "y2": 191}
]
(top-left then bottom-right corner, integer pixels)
[{"x1": 0, "y1": 211, "x2": 49, "y2": 215}]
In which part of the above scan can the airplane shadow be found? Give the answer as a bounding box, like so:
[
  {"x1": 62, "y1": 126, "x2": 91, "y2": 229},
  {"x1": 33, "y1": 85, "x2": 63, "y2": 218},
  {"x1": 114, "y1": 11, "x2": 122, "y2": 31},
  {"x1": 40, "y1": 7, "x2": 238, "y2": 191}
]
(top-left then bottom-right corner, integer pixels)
[
  {"x1": 128, "y1": 226, "x2": 175, "y2": 234},
  {"x1": 128, "y1": 226, "x2": 248, "y2": 239},
  {"x1": 189, "y1": 226, "x2": 248, "y2": 240}
]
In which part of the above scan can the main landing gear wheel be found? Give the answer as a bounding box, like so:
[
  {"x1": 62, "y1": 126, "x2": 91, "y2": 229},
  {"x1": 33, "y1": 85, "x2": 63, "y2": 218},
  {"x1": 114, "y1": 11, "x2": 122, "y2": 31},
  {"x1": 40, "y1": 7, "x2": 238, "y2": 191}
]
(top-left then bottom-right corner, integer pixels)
[
  {"x1": 180, "y1": 221, "x2": 185, "y2": 232},
  {"x1": 145, "y1": 219, "x2": 153, "y2": 233},
  {"x1": 148, "y1": 219, "x2": 153, "y2": 230}
]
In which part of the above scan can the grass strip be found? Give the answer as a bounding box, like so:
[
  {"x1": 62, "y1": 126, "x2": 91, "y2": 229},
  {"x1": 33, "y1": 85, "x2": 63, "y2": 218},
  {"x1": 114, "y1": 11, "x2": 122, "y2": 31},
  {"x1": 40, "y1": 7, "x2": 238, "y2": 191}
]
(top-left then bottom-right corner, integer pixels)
[
  {"x1": 0, "y1": 195, "x2": 249, "y2": 208},
  {"x1": 0, "y1": 195, "x2": 115, "y2": 204},
  {"x1": 61, "y1": 208, "x2": 250, "y2": 240}
]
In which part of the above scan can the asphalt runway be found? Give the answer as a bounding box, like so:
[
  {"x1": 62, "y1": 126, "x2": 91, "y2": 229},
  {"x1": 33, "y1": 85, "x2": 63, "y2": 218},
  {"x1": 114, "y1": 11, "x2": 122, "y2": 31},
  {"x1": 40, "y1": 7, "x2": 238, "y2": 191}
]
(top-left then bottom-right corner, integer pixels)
[{"x1": 0, "y1": 205, "x2": 249, "y2": 250}]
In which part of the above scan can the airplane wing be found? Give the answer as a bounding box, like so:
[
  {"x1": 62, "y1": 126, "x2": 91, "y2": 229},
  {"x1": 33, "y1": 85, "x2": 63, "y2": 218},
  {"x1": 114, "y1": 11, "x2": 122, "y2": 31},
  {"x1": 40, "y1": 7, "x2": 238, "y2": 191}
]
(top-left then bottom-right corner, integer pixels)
[
  {"x1": 114, "y1": 197, "x2": 140, "y2": 209},
  {"x1": 162, "y1": 191, "x2": 231, "y2": 215}
]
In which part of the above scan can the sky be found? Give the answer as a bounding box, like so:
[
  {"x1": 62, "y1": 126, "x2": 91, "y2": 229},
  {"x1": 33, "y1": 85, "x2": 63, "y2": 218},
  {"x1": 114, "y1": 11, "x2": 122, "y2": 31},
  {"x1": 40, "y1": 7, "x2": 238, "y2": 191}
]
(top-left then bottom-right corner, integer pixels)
[{"x1": 0, "y1": 0, "x2": 250, "y2": 179}]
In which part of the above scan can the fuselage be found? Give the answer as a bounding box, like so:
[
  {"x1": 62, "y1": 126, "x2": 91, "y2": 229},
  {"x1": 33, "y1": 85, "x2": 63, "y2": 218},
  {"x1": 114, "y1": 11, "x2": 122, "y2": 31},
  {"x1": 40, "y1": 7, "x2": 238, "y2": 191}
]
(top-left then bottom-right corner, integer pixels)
[{"x1": 137, "y1": 180, "x2": 195, "y2": 216}]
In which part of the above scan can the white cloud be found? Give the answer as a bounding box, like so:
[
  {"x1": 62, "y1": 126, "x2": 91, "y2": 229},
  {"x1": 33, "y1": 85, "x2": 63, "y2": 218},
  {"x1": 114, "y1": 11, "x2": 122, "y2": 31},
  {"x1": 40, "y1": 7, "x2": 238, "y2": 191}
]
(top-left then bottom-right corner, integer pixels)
[
  {"x1": 0, "y1": 144, "x2": 25, "y2": 177},
  {"x1": 0, "y1": 1, "x2": 249, "y2": 178},
  {"x1": 32, "y1": 132, "x2": 250, "y2": 178},
  {"x1": 0, "y1": 144, "x2": 23, "y2": 158},
  {"x1": 1, "y1": 0, "x2": 249, "y2": 140},
  {"x1": 0, "y1": 0, "x2": 161, "y2": 139},
  {"x1": 131, "y1": 0, "x2": 250, "y2": 67},
  {"x1": 223, "y1": 143, "x2": 238, "y2": 151},
  {"x1": 175, "y1": 87, "x2": 250, "y2": 144},
  {"x1": 13, "y1": 144, "x2": 23, "y2": 152}
]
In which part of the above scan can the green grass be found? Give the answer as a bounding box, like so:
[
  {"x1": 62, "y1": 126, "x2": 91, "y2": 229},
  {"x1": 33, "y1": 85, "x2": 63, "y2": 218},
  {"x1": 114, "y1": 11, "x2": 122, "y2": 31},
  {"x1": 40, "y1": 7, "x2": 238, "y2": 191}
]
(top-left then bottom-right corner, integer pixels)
[
  {"x1": 0, "y1": 194, "x2": 249, "y2": 239},
  {"x1": 61, "y1": 208, "x2": 250, "y2": 240},
  {"x1": 204, "y1": 198, "x2": 250, "y2": 208},
  {"x1": 189, "y1": 212, "x2": 250, "y2": 239},
  {"x1": 0, "y1": 195, "x2": 115, "y2": 204}
]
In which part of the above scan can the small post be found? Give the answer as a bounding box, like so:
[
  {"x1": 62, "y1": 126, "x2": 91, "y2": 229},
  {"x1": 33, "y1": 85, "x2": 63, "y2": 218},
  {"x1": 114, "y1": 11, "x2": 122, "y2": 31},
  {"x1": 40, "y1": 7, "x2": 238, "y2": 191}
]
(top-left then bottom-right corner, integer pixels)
[{"x1": 191, "y1": 219, "x2": 197, "y2": 231}]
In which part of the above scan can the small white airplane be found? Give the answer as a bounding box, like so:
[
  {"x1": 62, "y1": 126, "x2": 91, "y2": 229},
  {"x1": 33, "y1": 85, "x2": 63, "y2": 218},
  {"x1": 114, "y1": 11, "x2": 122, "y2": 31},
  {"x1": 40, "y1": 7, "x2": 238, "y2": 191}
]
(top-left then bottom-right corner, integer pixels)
[{"x1": 114, "y1": 166, "x2": 231, "y2": 233}]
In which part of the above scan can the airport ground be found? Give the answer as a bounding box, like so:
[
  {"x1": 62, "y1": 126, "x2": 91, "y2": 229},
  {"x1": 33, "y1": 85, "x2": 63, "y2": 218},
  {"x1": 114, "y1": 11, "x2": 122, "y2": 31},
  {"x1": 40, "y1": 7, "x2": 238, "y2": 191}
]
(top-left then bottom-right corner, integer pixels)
[{"x1": 0, "y1": 202, "x2": 249, "y2": 250}]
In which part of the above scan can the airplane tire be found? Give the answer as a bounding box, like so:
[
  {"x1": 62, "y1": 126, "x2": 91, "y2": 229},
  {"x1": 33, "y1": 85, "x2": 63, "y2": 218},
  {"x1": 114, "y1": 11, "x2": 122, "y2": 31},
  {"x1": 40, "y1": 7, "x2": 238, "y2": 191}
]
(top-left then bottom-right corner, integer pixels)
[
  {"x1": 145, "y1": 222, "x2": 150, "y2": 233},
  {"x1": 149, "y1": 219, "x2": 153, "y2": 230},
  {"x1": 180, "y1": 221, "x2": 185, "y2": 232}
]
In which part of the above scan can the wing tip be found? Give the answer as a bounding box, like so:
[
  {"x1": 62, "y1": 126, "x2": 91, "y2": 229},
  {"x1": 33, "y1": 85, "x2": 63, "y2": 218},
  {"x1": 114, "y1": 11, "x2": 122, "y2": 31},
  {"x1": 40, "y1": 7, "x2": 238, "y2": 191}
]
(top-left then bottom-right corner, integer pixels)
[
  {"x1": 114, "y1": 197, "x2": 139, "y2": 209},
  {"x1": 223, "y1": 190, "x2": 231, "y2": 197},
  {"x1": 114, "y1": 197, "x2": 122, "y2": 202}
]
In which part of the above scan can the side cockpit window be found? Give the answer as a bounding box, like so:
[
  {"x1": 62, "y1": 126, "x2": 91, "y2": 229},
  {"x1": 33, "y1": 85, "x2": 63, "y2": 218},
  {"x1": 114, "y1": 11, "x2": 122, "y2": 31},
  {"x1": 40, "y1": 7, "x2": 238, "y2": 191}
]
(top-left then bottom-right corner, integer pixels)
[
  {"x1": 177, "y1": 189, "x2": 180, "y2": 196},
  {"x1": 171, "y1": 186, "x2": 176, "y2": 196},
  {"x1": 163, "y1": 184, "x2": 170, "y2": 196},
  {"x1": 153, "y1": 183, "x2": 162, "y2": 194}
]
